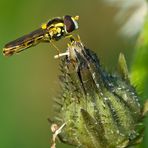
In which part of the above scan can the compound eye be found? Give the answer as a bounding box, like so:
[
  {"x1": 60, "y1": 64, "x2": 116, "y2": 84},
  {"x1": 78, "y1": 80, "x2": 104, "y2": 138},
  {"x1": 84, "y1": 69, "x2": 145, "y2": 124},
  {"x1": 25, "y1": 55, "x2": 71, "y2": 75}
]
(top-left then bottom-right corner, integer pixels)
[{"x1": 64, "y1": 15, "x2": 76, "y2": 33}]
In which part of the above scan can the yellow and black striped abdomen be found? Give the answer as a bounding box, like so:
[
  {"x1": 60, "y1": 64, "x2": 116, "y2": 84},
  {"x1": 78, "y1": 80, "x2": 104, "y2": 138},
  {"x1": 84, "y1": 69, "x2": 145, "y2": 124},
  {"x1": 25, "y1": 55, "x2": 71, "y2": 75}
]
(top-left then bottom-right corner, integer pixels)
[{"x1": 3, "y1": 28, "x2": 45, "y2": 56}]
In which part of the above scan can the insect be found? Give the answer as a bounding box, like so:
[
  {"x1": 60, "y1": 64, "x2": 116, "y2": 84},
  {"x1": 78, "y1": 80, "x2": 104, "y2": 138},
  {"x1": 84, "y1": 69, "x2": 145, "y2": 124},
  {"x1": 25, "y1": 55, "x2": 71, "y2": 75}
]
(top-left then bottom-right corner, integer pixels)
[{"x1": 3, "y1": 15, "x2": 79, "y2": 56}]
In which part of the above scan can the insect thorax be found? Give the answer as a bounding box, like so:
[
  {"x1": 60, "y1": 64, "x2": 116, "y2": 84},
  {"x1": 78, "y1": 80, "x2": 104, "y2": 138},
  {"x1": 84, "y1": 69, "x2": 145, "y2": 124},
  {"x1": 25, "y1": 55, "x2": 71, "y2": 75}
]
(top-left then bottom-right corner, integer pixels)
[{"x1": 46, "y1": 22, "x2": 66, "y2": 41}]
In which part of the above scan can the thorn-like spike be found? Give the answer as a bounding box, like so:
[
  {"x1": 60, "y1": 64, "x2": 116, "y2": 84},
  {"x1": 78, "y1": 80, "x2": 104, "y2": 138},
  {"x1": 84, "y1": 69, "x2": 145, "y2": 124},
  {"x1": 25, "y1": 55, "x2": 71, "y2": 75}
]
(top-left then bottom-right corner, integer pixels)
[
  {"x1": 118, "y1": 53, "x2": 129, "y2": 82},
  {"x1": 142, "y1": 99, "x2": 148, "y2": 117},
  {"x1": 77, "y1": 35, "x2": 81, "y2": 42}
]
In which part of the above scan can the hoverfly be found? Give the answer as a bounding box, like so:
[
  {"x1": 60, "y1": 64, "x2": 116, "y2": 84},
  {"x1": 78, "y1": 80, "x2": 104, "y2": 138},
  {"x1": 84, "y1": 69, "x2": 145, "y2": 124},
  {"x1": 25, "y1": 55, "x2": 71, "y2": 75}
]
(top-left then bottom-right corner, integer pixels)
[{"x1": 3, "y1": 15, "x2": 79, "y2": 56}]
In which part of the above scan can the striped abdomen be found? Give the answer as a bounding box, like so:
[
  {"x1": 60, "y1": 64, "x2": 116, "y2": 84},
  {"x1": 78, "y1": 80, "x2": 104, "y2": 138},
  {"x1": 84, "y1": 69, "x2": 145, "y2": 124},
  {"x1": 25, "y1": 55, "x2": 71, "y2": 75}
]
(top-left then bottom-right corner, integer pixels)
[{"x1": 3, "y1": 28, "x2": 46, "y2": 56}]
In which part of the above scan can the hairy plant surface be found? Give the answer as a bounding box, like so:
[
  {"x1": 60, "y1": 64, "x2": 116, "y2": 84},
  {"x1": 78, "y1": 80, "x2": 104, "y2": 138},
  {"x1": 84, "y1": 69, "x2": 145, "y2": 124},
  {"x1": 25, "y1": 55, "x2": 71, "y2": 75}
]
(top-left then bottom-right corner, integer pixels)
[{"x1": 50, "y1": 39, "x2": 148, "y2": 148}]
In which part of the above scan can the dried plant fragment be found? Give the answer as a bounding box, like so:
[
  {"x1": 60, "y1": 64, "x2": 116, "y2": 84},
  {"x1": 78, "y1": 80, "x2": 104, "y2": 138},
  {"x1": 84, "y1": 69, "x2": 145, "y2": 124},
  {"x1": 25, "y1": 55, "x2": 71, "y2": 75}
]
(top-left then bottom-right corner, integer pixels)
[{"x1": 50, "y1": 123, "x2": 66, "y2": 148}]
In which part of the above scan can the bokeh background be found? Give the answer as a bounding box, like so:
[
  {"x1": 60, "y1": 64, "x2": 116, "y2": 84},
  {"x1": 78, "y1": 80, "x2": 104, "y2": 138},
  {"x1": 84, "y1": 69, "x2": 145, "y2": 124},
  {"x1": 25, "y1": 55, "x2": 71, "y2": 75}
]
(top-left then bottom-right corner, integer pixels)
[{"x1": 0, "y1": 0, "x2": 147, "y2": 148}]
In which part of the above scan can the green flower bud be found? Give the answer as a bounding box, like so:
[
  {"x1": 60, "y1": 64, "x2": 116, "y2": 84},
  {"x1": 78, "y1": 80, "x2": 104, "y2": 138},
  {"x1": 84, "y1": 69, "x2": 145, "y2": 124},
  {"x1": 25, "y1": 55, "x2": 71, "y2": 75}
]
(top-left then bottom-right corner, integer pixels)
[{"x1": 50, "y1": 38, "x2": 148, "y2": 148}]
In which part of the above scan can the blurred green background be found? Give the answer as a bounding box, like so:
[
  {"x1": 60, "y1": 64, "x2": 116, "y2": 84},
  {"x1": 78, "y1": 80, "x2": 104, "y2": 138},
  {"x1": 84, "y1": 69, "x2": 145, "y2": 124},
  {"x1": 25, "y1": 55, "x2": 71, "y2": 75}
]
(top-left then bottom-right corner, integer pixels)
[{"x1": 0, "y1": 0, "x2": 147, "y2": 148}]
